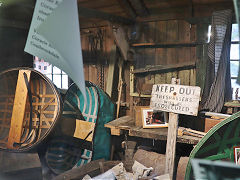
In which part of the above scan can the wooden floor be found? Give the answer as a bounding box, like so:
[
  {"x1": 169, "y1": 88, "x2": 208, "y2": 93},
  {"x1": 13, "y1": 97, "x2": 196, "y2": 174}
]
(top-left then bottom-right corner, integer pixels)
[
  {"x1": 0, "y1": 151, "x2": 42, "y2": 179},
  {"x1": 0, "y1": 167, "x2": 42, "y2": 180}
]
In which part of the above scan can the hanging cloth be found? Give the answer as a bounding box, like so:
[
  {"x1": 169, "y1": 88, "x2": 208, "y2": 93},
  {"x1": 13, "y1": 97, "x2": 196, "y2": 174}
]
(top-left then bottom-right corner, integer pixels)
[
  {"x1": 233, "y1": 0, "x2": 240, "y2": 85},
  {"x1": 201, "y1": 9, "x2": 232, "y2": 112}
]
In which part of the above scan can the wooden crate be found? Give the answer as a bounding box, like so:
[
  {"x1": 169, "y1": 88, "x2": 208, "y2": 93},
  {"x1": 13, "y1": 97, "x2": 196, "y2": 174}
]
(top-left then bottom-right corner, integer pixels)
[
  {"x1": 134, "y1": 106, "x2": 149, "y2": 127},
  {"x1": 204, "y1": 118, "x2": 224, "y2": 132}
]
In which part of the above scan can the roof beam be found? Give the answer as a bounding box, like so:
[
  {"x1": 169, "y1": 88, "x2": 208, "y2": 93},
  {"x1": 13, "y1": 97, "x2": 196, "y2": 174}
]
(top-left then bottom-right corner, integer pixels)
[
  {"x1": 128, "y1": 0, "x2": 149, "y2": 17},
  {"x1": 117, "y1": 0, "x2": 137, "y2": 19},
  {"x1": 138, "y1": 1, "x2": 233, "y2": 22},
  {"x1": 78, "y1": 6, "x2": 135, "y2": 25}
]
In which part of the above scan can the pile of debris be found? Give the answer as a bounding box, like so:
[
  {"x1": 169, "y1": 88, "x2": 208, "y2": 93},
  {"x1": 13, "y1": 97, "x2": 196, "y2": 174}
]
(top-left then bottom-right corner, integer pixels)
[
  {"x1": 53, "y1": 148, "x2": 188, "y2": 180},
  {"x1": 82, "y1": 160, "x2": 169, "y2": 180}
]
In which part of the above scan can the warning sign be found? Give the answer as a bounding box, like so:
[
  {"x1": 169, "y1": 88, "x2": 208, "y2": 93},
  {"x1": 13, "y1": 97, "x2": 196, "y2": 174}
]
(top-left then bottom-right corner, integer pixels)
[{"x1": 150, "y1": 84, "x2": 201, "y2": 116}]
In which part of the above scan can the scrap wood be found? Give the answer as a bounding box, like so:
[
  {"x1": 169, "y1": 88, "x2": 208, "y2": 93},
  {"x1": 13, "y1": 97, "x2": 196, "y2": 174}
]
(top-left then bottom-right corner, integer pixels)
[
  {"x1": 53, "y1": 159, "x2": 104, "y2": 180},
  {"x1": 83, "y1": 160, "x2": 155, "y2": 180},
  {"x1": 82, "y1": 174, "x2": 91, "y2": 180},
  {"x1": 91, "y1": 162, "x2": 130, "y2": 180},
  {"x1": 178, "y1": 127, "x2": 206, "y2": 138},
  {"x1": 99, "y1": 161, "x2": 122, "y2": 173},
  {"x1": 132, "y1": 160, "x2": 153, "y2": 180}
]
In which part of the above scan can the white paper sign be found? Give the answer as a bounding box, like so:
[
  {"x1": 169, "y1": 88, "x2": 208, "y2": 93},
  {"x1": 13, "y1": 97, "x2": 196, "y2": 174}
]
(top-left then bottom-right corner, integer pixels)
[
  {"x1": 150, "y1": 84, "x2": 201, "y2": 116},
  {"x1": 24, "y1": 0, "x2": 86, "y2": 98}
]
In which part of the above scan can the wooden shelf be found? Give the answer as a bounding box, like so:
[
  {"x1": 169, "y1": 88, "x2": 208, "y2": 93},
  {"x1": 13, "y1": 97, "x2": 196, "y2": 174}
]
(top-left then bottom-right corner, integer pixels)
[
  {"x1": 105, "y1": 116, "x2": 201, "y2": 145},
  {"x1": 131, "y1": 42, "x2": 204, "y2": 48},
  {"x1": 132, "y1": 61, "x2": 196, "y2": 74}
]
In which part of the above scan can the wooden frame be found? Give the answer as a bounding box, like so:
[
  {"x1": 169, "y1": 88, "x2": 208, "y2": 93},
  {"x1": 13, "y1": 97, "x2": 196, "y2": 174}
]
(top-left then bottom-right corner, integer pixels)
[
  {"x1": 234, "y1": 146, "x2": 240, "y2": 165},
  {"x1": 141, "y1": 107, "x2": 168, "y2": 128}
]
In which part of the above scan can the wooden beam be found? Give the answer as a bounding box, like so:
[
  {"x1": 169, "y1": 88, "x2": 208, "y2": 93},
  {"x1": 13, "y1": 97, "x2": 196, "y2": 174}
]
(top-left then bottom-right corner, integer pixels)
[
  {"x1": 106, "y1": 45, "x2": 117, "y2": 97},
  {"x1": 128, "y1": 0, "x2": 149, "y2": 17},
  {"x1": 131, "y1": 42, "x2": 204, "y2": 48},
  {"x1": 117, "y1": 0, "x2": 137, "y2": 19},
  {"x1": 196, "y1": 24, "x2": 209, "y2": 93},
  {"x1": 137, "y1": 1, "x2": 233, "y2": 22},
  {"x1": 7, "y1": 70, "x2": 31, "y2": 148},
  {"x1": 132, "y1": 61, "x2": 196, "y2": 74},
  {"x1": 53, "y1": 159, "x2": 104, "y2": 180},
  {"x1": 112, "y1": 25, "x2": 129, "y2": 61},
  {"x1": 78, "y1": 6, "x2": 135, "y2": 25},
  {"x1": 147, "y1": 2, "x2": 233, "y2": 16}
]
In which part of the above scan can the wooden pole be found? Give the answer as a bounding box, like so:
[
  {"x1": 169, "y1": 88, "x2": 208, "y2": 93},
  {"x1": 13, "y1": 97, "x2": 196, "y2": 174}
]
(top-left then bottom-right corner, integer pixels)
[{"x1": 165, "y1": 78, "x2": 180, "y2": 179}]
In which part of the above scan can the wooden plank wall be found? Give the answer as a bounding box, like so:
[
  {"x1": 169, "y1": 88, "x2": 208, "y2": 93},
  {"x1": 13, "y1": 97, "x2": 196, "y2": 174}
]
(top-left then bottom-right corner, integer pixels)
[
  {"x1": 134, "y1": 20, "x2": 197, "y2": 95},
  {"x1": 80, "y1": 20, "x2": 197, "y2": 117},
  {"x1": 81, "y1": 26, "x2": 115, "y2": 92}
]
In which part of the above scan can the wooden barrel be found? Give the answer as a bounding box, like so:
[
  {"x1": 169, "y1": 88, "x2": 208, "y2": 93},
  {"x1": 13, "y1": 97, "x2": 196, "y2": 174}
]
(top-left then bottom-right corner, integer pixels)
[{"x1": 0, "y1": 68, "x2": 62, "y2": 152}]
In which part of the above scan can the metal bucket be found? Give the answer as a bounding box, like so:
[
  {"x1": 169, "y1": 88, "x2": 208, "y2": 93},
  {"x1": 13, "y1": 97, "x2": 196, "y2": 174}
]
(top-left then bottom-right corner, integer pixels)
[{"x1": 0, "y1": 68, "x2": 62, "y2": 152}]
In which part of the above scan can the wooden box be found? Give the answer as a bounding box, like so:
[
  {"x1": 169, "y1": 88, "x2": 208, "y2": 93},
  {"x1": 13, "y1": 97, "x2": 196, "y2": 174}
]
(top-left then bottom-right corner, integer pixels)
[
  {"x1": 134, "y1": 106, "x2": 149, "y2": 127},
  {"x1": 204, "y1": 118, "x2": 224, "y2": 132}
]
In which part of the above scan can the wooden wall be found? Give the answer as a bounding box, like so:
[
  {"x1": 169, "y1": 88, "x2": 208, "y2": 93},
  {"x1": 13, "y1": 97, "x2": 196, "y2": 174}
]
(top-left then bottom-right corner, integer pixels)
[
  {"x1": 80, "y1": 19, "x2": 198, "y2": 116},
  {"x1": 81, "y1": 26, "x2": 116, "y2": 95},
  {"x1": 133, "y1": 20, "x2": 197, "y2": 96}
]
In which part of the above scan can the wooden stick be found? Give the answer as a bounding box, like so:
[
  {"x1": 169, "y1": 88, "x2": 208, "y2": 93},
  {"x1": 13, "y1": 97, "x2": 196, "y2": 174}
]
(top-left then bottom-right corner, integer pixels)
[{"x1": 185, "y1": 128, "x2": 206, "y2": 136}]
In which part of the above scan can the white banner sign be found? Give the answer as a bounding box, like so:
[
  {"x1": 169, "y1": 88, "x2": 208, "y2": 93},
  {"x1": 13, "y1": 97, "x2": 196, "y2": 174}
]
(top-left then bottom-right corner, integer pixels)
[
  {"x1": 150, "y1": 84, "x2": 201, "y2": 116},
  {"x1": 24, "y1": 0, "x2": 86, "y2": 98}
]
